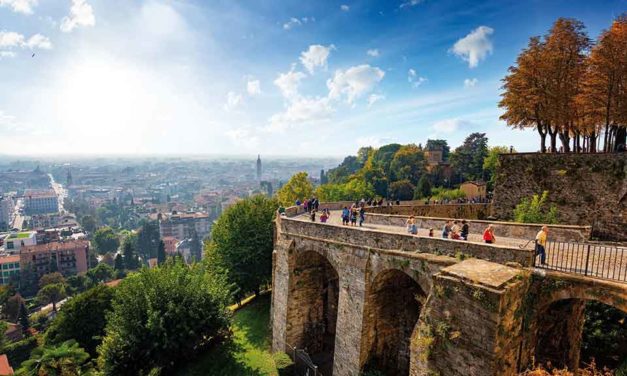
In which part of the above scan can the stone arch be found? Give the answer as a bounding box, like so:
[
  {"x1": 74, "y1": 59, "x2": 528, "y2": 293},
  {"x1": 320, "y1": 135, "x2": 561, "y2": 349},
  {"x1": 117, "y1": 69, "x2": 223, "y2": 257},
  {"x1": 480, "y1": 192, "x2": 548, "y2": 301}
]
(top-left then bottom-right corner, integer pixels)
[
  {"x1": 523, "y1": 284, "x2": 627, "y2": 372},
  {"x1": 359, "y1": 268, "x2": 427, "y2": 376},
  {"x1": 285, "y1": 249, "x2": 340, "y2": 375}
]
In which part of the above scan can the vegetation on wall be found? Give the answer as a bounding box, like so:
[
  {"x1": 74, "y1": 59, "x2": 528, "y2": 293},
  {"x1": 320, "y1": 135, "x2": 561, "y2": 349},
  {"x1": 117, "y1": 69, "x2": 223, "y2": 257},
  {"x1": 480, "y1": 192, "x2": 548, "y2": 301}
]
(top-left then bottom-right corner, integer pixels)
[{"x1": 513, "y1": 191, "x2": 559, "y2": 224}]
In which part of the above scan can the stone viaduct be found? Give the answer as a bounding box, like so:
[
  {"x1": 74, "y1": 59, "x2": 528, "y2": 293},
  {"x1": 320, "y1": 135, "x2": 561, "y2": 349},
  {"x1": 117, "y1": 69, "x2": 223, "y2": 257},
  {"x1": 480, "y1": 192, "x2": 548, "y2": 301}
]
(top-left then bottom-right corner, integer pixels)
[{"x1": 270, "y1": 204, "x2": 627, "y2": 376}]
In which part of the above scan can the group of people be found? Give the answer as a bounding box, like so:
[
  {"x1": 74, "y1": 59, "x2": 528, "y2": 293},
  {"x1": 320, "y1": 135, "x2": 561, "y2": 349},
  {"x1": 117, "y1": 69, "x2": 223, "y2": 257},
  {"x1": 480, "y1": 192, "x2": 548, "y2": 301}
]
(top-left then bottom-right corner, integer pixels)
[
  {"x1": 423, "y1": 196, "x2": 491, "y2": 205},
  {"x1": 341, "y1": 203, "x2": 366, "y2": 227},
  {"x1": 296, "y1": 197, "x2": 320, "y2": 213},
  {"x1": 405, "y1": 217, "x2": 470, "y2": 240}
]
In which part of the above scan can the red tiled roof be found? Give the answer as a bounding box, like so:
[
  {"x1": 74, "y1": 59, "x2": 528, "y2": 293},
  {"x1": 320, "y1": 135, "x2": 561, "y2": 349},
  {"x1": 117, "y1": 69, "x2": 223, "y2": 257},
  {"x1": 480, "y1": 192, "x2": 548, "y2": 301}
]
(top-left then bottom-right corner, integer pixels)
[
  {"x1": 0, "y1": 354, "x2": 14, "y2": 375},
  {"x1": 20, "y1": 240, "x2": 88, "y2": 254}
]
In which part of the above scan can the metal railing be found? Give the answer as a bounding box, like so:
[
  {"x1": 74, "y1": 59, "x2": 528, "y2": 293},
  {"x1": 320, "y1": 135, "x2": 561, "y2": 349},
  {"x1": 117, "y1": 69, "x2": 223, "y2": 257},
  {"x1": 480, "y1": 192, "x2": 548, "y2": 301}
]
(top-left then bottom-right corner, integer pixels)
[
  {"x1": 282, "y1": 341, "x2": 323, "y2": 376},
  {"x1": 532, "y1": 240, "x2": 627, "y2": 283}
]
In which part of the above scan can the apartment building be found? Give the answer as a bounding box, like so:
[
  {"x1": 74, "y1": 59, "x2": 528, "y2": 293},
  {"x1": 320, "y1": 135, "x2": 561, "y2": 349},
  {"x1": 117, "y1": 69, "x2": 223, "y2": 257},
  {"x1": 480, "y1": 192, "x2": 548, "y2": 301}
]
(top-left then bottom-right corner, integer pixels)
[
  {"x1": 20, "y1": 240, "x2": 89, "y2": 278},
  {"x1": 23, "y1": 189, "x2": 59, "y2": 215},
  {"x1": 0, "y1": 195, "x2": 13, "y2": 231},
  {"x1": 3, "y1": 232, "x2": 37, "y2": 252},
  {"x1": 0, "y1": 255, "x2": 20, "y2": 285},
  {"x1": 158, "y1": 212, "x2": 210, "y2": 241}
]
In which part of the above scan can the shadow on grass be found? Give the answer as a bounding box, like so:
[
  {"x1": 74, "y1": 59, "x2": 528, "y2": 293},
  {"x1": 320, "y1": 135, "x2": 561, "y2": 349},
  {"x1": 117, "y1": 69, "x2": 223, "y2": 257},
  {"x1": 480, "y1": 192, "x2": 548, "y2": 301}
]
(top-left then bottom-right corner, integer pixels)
[
  {"x1": 176, "y1": 338, "x2": 268, "y2": 376},
  {"x1": 233, "y1": 294, "x2": 272, "y2": 349}
]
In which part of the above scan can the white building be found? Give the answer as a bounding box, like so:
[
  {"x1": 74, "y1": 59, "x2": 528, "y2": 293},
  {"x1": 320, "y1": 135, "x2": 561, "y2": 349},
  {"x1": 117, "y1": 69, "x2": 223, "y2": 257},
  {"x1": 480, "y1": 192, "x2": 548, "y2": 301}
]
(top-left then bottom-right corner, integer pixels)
[
  {"x1": 24, "y1": 189, "x2": 59, "y2": 215},
  {"x1": 3, "y1": 231, "x2": 36, "y2": 253},
  {"x1": 0, "y1": 196, "x2": 13, "y2": 231}
]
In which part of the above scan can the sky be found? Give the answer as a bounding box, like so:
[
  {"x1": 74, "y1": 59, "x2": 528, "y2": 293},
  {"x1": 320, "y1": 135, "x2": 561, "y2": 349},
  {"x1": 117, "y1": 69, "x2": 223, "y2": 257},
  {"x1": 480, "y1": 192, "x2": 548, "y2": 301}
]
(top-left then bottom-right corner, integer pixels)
[{"x1": 0, "y1": 0, "x2": 625, "y2": 157}]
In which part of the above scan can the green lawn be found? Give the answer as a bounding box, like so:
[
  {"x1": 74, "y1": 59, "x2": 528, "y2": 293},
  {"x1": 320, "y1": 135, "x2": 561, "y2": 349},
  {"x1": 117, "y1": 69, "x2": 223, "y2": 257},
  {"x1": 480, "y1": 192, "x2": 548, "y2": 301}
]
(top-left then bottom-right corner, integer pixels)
[{"x1": 177, "y1": 294, "x2": 290, "y2": 376}]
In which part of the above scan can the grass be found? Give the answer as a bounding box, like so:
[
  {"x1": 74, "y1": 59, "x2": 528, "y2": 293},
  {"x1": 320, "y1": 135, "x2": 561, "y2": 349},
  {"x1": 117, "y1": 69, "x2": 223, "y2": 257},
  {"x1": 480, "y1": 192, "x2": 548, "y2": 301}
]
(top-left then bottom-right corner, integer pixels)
[
  {"x1": 10, "y1": 232, "x2": 31, "y2": 239},
  {"x1": 177, "y1": 294, "x2": 287, "y2": 376}
]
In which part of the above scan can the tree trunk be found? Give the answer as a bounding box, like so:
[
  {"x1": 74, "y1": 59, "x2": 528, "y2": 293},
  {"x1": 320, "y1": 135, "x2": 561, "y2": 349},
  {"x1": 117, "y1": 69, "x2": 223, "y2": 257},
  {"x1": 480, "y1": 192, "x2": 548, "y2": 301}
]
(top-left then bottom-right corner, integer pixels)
[
  {"x1": 548, "y1": 124, "x2": 558, "y2": 153},
  {"x1": 614, "y1": 126, "x2": 626, "y2": 152},
  {"x1": 589, "y1": 131, "x2": 597, "y2": 153},
  {"x1": 559, "y1": 131, "x2": 571, "y2": 153},
  {"x1": 52, "y1": 300, "x2": 57, "y2": 312},
  {"x1": 537, "y1": 124, "x2": 547, "y2": 153}
]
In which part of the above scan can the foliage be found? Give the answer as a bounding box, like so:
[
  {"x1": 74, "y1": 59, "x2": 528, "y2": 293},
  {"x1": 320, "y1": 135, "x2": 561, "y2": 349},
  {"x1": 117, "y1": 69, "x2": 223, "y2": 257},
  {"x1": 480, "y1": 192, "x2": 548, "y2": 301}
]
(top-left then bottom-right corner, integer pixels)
[
  {"x1": 18, "y1": 301, "x2": 29, "y2": 333},
  {"x1": 430, "y1": 187, "x2": 467, "y2": 201},
  {"x1": 0, "y1": 321, "x2": 8, "y2": 349},
  {"x1": 388, "y1": 180, "x2": 415, "y2": 201},
  {"x1": 425, "y1": 139, "x2": 450, "y2": 161},
  {"x1": 114, "y1": 254, "x2": 124, "y2": 271},
  {"x1": 315, "y1": 178, "x2": 375, "y2": 202},
  {"x1": 157, "y1": 240, "x2": 166, "y2": 265},
  {"x1": 276, "y1": 172, "x2": 314, "y2": 206},
  {"x1": 327, "y1": 155, "x2": 365, "y2": 184},
  {"x1": 483, "y1": 146, "x2": 513, "y2": 189},
  {"x1": 189, "y1": 230, "x2": 203, "y2": 262},
  {"x1": 121, "y1": 234, "x2": 140, "y2": 270},
  {"x1": 17, "y1": 340, "x2": 91, "y2": 376},
  {"x1": 3, "y1": 293, "x2": 25, "y2": 322},
  {"x1": 97, "y1": 260, "x2": 231, "y2": 375},
  {"x1": 93, "y1": 227, "x2": 120, "y2": 255},
  {"x1": 37, "y1": 283, "x2": 67, "y2": 312},
  {"x1": 389, "y1": 144, "x2": 426, "y2": 184},
  {"x1": 513, "y1": 191, "x2": 559, "y2": 224},
  {"x1": 580, "y1": 300, "x2": 627, "y2": 369},
  {"x1": 45, "y1": 285, "x2": 114, "y2": 357},
  {"x1": 81, "y1": 215, "x2": 97, "y2": 233},
  {"x1": 519, "y1": 360, "x2": 614, "y2": 375},
  {"x1": 209, "y1": 195, "x2": 277, "y2": 299},
  {"x1": 414, "y1": 175, "x2": 432, "y2": 199},
  {"x1": 86, "y1": 263, "x2": 115, "y2": 284},
  {"x1": 39, "y1": 272, "x2": 65, "y2": 289},
  {"x1": 19, "y1": 265, "x2": 39, "y2": 297},
  {"x1": 2, "y1": 336, "x2": 38, "y2": 369},
  {"x1": 66, "y1": 275, "x2": 90, "y2": 295},
  {"x1": 449, "y1": 132, "x2": 489, "y2": 182},
  {"x1": 137, "y1": 220, "x2": 161, "y2": 262}
]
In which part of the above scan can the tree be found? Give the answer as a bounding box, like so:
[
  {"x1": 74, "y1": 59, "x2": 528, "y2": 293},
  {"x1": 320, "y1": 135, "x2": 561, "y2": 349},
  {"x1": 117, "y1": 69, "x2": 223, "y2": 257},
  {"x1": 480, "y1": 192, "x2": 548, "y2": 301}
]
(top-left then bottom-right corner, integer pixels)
[
  {"x1": 209, "y1": 195, "x2": 278, "y2": 299},
  {"x1": 157, "y1": 240, "x2": 166, "y2": 265},
  {"x1": 120, "y1": 234, "x2": 140, "y2": 271},
  {"x1": 93, "y1": 226, "x2": 120, "y2": 255},
  {"x1": 87, "y1": 263, "x2": 115, "y2": 284},
  {"x1": 388, "y1": 180, "x2": 415, "y2": 201},
  {"x1": 483, "y1": 146, "x2": 513, "y2": 189},
  {"x1": 189, "y1": 230, "x2": 203, "y2": 262},
  {"x1": 137, "y1": 221, "x2": 160, "y2": 262},
  {"x1": 513, "y1": 191, "x2": 559, "y2": 224},
  {"x1": 414, "y1": 175, "x2": 432, "y2": 199},
  {"x1": 3, "y1": 293, "x2": 25, "y2": 322},
  {"x1": 97, "y1": 261, "x2": 231, "y2": 375},
  {"x1": 18, "y1": 265, "x2": 39, "y2": 297},
  {"x1": 114, "y1": 253, "x2": 124, "y2": 271},
  {"x1": 276, "y1": 172, "x2": 314, "y2": 207},
  {"x1": 449, "y1": 133, "x2": 489, "y2": 182},
  {"x1": 18, "y1": 340, "x2": 91, "y2": 376},
  {"x1": 425, "y1": 139, "x2": 450, "y2": 160},
  {"x1": 45, "y1": 285, "x2": 114, "y2": 357},
  {"x1": 316, "y1": 178, "x2": 374, "y2": 202},
  {"x1": 81, "y1": 215, "x2": 96, "y2": 233},
  {"x1": 39, "y1": 272, "x2": 65, "y2": 289},
  {"x1": 66, "y1": 275, "x2": 90, "y2": 295},
  {"x1": 389, "y1": 144, "x2": 426, "y2": 184},
  {"x1": 37, "y1": 283, "x2": 67, "y2": 312},
  {"x1": 18, "y1": 301, "x2": 29, "y2": 334}
]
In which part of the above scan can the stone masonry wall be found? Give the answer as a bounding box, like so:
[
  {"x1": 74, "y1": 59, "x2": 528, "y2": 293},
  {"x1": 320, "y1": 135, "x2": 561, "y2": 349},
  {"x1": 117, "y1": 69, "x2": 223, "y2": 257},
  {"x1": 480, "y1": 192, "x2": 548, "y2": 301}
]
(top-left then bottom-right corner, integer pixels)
[
  {"x1": 368, "y1": 203, "x2": 491, "y2": 220},
  {"x1": 492, "y1": 153, "x2": 626, "y2": 241}
]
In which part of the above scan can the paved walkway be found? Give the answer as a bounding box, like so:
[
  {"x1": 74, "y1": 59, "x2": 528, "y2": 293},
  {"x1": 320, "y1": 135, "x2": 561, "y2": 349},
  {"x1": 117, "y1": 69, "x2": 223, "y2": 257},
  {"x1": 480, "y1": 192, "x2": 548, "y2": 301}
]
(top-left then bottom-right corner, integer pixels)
[{"x1": 293, "y1": 210, "x2": 627, "y2": 283}]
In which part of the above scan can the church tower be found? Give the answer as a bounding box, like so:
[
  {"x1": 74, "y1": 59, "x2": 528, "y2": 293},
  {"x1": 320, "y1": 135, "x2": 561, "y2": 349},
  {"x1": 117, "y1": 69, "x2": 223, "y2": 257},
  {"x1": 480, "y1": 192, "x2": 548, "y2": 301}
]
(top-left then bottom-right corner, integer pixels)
[{"x1": 256, "y1": 155, "x2": 262, "y2": 181}]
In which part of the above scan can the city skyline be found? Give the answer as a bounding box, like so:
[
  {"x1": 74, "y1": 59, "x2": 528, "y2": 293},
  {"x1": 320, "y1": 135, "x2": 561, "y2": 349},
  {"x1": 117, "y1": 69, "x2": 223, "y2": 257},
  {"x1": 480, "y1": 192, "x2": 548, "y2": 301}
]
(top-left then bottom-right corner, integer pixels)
[{"x1": 0, "y1": 0, "x2": 624, "y2": 156}]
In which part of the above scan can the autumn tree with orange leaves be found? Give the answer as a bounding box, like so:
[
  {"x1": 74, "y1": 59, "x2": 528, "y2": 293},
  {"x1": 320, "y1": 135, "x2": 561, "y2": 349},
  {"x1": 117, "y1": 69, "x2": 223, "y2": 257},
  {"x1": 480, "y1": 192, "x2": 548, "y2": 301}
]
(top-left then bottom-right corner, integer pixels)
[{"x1": 500, "y1": 15, "x2": 626, "y2": 153}]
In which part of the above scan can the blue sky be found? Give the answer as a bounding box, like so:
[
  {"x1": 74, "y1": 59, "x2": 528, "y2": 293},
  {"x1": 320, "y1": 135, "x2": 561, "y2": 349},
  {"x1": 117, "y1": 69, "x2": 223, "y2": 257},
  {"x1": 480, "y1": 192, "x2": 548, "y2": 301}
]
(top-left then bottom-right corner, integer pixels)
[{"x1": 0, "y1": 0, "x2": 624, "y2": 156}]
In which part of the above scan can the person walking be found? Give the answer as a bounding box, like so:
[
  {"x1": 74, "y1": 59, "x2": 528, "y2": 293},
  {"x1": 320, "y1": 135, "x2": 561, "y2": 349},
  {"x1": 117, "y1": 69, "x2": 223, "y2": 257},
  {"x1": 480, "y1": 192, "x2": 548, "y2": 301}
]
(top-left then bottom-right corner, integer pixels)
[
  {"x1": 406, "y1": 216, "x2": 418, "y2": 235},
  {"x1": 359, "y1": 206, "x2": 366, "y2": 227},
  {"x1": 342, "y1": 206, "x2": 350, "y2": 226},
  {"x1": 535, "y1": 225, "x2": 548, "y2": 265},
  {"x1": 460, "y1": 220, "x2": 469, "y2": 241},
  {"x1": 350, "y1": 207, "x2": 358, "y2": 226},
  {"x1": 483, "y1": 225, "x2": 496, "y2": 244}
]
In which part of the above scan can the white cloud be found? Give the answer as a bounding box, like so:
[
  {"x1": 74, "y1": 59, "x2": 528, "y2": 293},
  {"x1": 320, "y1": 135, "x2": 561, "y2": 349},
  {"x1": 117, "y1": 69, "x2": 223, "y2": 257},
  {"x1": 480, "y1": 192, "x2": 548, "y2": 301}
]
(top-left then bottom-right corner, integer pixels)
[
  {"x1": 0, "y1": 31, "x2": 25, "y2": 48},
  {"x1": 450, "y1": 26, "x2": 494, "y2": 68},
  {"x1": 0, "y1": 51, "x2": 16, "y2": 58},
  {"x1": 400, "y1": 0, "x2": 424, "y2": 8},
  {"x1": 340, "y1": 4, "x2": 349, "y2": 11},
  {"x1": 0, "y1": 0, "x2": 37, "y2": 14},
  {"x1": 464, "y1": 78, "x2": 478, "y2": 88},
  {"x1": 24, "y1": 34, "x2": 52, "y2": 49},
  {"x1": 283, "y1": 16, "x2": 314, "y2": 30},
  {"x1": 274, "y1": 67, "x2": 307, "y2": 100},
  {"x1": 356, "y1": 136, "x2": 392, "y2": 148},
  {"x1": 327, "y1": 64, "x2": 385, "y2": 104},
  {"x1": 267, "y1": 96, "x2": 333, "y2": 132},
  {"x1": 226, "y1": 127, "x2": 259, "y2": 149},
  {"x1": 247, "y1": 79, "x2": 261, "y2": 96},
  {"x1": 224, "y1": 91, "x2": 242, "y2": 111},
  {"x1": 60, "y1": 0, "x2": 95, "y2": 33},
  {"x1": 366, "y1": 49, "x2": 379, "y2": 57},
  {"x1": 432, "y1": 118, "x2": 472, "y2": 134},
  {"x1": 299, "y1": 44, "x2": 335, "y2": 74},
  {"x1": 368, "y1": 94, "x2": 385, "y2": 107},
  {"x1": 408, "y1": 68, "x2": 427, "y2": 87}
]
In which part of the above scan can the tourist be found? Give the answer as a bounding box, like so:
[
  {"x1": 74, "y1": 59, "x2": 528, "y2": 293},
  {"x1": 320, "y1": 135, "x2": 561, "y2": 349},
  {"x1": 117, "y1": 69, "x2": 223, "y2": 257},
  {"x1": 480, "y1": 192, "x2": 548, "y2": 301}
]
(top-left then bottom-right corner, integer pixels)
[
  {"x1": 483, "y1": 225, "x2": 496, "y2": 244},
  {"x1": 295, "y1": 198, "x2": 301, "y2": 207},
  {"x1": 278, "y1": 206, "x2": 286, "y2": 216},
  {"x1": 342, "y1": 206, "x2": 350, "y2": 226},
  {"x1": 310, "y1": 210, "x2": 316, "y2": 222},
  {"x1": 535, "y1": 225, "x2": 548, "y2": 265},
  {"x1": 359, "y1": 206, "x2": 366, "y2": 227},
  {"x1": 428, "y1": 228, "x2": 434, "y2": 237},
  {"x1": 461, "y1": 220, "x2": 469, "y2": 241},
  {"x1": 406, "y1": 216, "x2": 418, "y2": 235},
  {"x1": 320, "y1": 209, "x2": 329, "y2": 223},
  {"x1": 450, "y1": 221, "x2": 461, "y2": 240},
  {"x1": 314, "y1": 197, "x2": 320, "y2": 211},
  {"x1": 303, "y1": 199, "x2": 309, "y2": 212},
  {"x1": 350, "y1": 207, "x2": 358, "y2": 226},
  {"x1": 442, "y1": 220, "x2": 452, "y2": 239}
]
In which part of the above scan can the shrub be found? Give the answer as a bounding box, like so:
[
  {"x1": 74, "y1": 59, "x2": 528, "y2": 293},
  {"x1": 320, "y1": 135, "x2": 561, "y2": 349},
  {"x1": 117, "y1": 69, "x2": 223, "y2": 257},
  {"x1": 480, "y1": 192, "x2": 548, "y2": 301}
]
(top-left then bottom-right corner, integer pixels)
[
  {"x1": 513, "y1": 191, "x2": 559, "y2": 224},
  {"x1": 3, "y1": 336, "x2": 38, "y2": 369}
]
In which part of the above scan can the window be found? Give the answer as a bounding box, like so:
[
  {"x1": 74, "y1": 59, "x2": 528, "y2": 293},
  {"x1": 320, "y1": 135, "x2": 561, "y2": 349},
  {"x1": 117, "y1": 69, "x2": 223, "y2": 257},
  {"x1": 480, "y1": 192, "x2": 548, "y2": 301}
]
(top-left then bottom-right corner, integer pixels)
[{"x1": 6, "y1": 242, "x2": 13, "y2": 250}]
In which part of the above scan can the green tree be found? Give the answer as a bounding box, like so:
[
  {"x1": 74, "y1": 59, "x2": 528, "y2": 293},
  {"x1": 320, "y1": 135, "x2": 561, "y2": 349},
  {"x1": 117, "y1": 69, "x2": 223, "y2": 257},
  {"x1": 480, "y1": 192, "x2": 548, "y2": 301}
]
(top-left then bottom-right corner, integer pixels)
[
  {"x1": 370, "y1": 143, "x2": 402, "y2": 178},
  {"x1": 157, "y1": 240, "x2": 166, "y2": 265},
  {"x1": 276, "y1": 172, "x2": 314, "y2": 207},
  {"x1": 37, "y1": 283, "x2": 67, "y2": 312},
  {"x1": 66, "y1": 275, "x2": 90, "y2": 295},
  {"x1": 0, "y1": 321, "x2": 7, "y2": 349},
  {"x1": 209, "y1": 195, "x2": 278, "y2": 299},
  {"x1": 449, "y1": 133, "x2": 489, "y2": 182},
  {"x1": 81, "y1": 215, "x2": 97, "y2": 233},
  {"x1": 97, "y1": 261, "x2": 231, "y2": 375},
  {"x1": 483, "y1": 146, "x2": 513, "y2": 189},
  {"x1": 113, "y1": 254, "x2": 124, "y2": 271},
  {"x1": 414, "y1": 175, "x2": 432, "y2": 199},
  {"x1": 189, "y1": 230, "x2": 203, "y2": 262},
  {"x1": 389, "y1": 180, "x2": 415, "y2": 201},
  {"x1": 18, "y1": 301, "x2": 29, "y2": 334},
  {"x1": 326, "y1": 156, "x2": 363, "y2": 184},
  {"x1": 39, "y1": 272, "x2": 65, "y2": 289},
  {"x1": 513, "y1": 191, "x2": 559, "y2": 224},
  {"x1": 121, "y1": 234, "x2": 140, "y2": 270},
  {"x1": 137, "y1": 221, "x2": 160, "y2": 262},
  {"x1": 389, "y1": 144, "x2": 426, "y2": 184},
  {"x1": 315, "y1": 178, "x2": 375, "y2": 202},
  {"x1": 3, "y1": 293, "x2": 25, "y2": 322},
  {"x1": 18, "y1": 340, "x2": 91, "y2": 376},
  {"x1": 87, "y1": 263, "x2": 115, "y2": 285},
  {"x1": 93, "y1": 226, "x2": 120, "y2": 255},
  {"x1": 425, "y1": 139, "x2": 450, "y2": 160},
  {"x1": 45, "y1": 285, "x2": 114, "y2": 357}
]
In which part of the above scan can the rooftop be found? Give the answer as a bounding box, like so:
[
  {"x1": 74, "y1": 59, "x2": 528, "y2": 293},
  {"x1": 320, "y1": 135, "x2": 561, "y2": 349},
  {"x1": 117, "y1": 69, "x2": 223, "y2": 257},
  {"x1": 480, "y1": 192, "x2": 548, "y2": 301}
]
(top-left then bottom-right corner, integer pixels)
[{"x1": 21, "y1": 239, "x2": 89, "y2": 254}]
